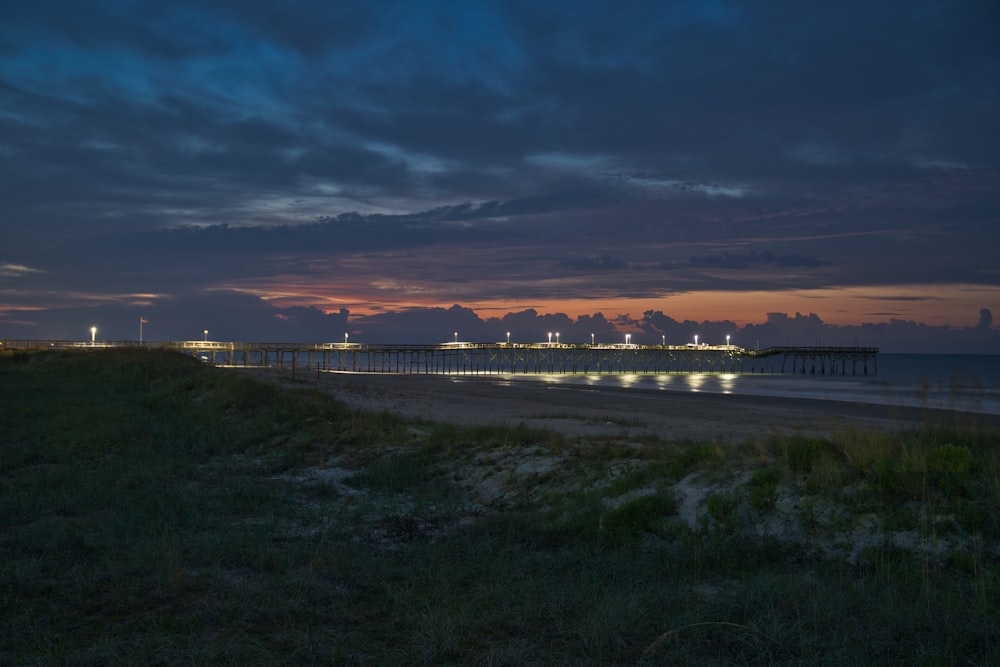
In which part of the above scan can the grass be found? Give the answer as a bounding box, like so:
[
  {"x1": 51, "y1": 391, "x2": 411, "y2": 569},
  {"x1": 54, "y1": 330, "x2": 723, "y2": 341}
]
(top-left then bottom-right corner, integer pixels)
[{"x1": 2, "y1": 349, "x2": 1000, "y2": 664}]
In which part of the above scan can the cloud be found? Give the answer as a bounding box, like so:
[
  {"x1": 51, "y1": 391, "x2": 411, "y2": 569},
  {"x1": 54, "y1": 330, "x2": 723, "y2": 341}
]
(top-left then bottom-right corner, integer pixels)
[
  {"x1": 1, "y1": 1, "x2": 998, "y2": 345},
  {"x1": 3, "y1": 280, "x2": 998, "y2": 353},
  {"x1": 597, "y1": 172, "x2": 750, "y2": 199},
  {"x1": 558, "y1": 254, "x2": 629, "y2": 271},
  {"x1": 0, "y1": 263, "x2": 45, "y2": 277},
  {"x1": 687, "y1": 251, "x2": 829, "y2": 270}
]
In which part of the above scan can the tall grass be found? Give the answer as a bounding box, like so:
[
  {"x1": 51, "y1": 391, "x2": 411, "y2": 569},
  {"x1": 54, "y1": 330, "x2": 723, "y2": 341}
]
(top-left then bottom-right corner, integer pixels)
[{"x1": 2, "y1": 349, "x2": 999, "y2": 664}]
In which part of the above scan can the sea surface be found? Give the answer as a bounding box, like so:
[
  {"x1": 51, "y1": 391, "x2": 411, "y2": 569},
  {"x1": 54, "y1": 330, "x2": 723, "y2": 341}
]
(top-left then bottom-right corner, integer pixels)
[{"x1": 503, "y1": 354, "x2": 1000, "y2": 416}]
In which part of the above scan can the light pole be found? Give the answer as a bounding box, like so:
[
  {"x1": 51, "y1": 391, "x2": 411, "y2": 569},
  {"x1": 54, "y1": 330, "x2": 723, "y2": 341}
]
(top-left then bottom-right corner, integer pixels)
[
  {"x1": 591, "y1": 333, "x2": 595, "y2": 345},
  {"x1": 662, "y1": 334, "x2": 665, "y2": 346},
  {"x1": 203, "y1": 329, "x2": 208, "y2": 342},
  {"x1": 726, "y1": 334, "x2": 731, "y2": 348},
  {"x1": 506, "y1": 331, "x2": 510, "y2": 345},
  {"x1": 90, "y1": 326, "x2": 97, "y2": 345},
  {"x1": 344, "y1": 332, "x2": 349, "y2": 346},
  {"x1": 547, "y1": 332, "x2": 552, "y2": 344},
  {"x1": 555, "y1": 332, "x2": 560, "y2": 345},
  {"x1": 625, "y1": 333, "x2": 631, "y2": 345},
  {"x1": 454, "y1": 332, "x2": 458, "y2": 343},
  {"x1": 694, "y1": 334, "x2": 699, "y2": 346}
]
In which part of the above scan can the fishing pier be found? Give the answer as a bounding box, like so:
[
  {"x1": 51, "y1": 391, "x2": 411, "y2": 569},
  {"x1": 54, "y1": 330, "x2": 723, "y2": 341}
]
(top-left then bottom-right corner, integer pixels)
[{"x1": 2, "y1": 340, "x2": 879, "y2": 375}]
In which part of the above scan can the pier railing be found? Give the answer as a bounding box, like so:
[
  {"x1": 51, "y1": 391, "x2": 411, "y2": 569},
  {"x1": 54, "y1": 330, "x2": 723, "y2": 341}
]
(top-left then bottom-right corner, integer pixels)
[{"x1": 1, "y1": 340, "x2": 879, "y2": 375}]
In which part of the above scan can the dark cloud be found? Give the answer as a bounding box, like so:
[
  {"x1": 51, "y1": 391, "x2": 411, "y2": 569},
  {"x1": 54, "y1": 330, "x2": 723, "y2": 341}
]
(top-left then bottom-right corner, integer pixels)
[
  {"x1": 1, "y1": 1, "x2": 998, "y2": 349},
  {"x1": 558, "y1": 255, "x2": 629, "y2": 272},
  {"x1": 687, "y1": 252, "x2": 829, "y2": 270},
  {"x1": 2, "y1": 282, "x2": 996, "y2": 353}
]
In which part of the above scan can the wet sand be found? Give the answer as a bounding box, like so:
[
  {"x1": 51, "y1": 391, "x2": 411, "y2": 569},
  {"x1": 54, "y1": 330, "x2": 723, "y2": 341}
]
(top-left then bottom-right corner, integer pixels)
[{"x1": 245, "y1": 369, "x2": 1000, "y2": 441}]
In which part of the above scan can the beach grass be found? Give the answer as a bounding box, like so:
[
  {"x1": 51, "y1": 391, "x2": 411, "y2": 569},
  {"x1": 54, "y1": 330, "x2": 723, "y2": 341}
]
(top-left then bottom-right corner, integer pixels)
[{"x1": 2, "y1": 349, "x2": 999, "y2": 664}]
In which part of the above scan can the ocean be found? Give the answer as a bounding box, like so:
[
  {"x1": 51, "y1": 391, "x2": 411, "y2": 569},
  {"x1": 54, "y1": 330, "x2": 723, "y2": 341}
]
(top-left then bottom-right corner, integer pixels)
[{"x1": 504, "y1": 354, "x2": 1000, "y2": 416}]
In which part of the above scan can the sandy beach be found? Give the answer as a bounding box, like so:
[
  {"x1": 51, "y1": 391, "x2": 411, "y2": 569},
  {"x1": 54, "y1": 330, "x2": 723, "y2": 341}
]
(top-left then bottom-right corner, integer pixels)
[{"x1": 247, "y1": 369, "x2": 1000, "y2": 441}]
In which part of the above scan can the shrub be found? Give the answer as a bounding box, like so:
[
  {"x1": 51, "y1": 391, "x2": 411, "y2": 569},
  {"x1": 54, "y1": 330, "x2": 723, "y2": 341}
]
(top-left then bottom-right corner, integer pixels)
[
  {"x1": 748, "y1": 484, "x2": 777, "y2": 512},
  {"x1": 748, "y1": 467, "x2": 781, "y2": 511},
  {"x1": 345, "y1": 447, "x2": 443, "y2": 494},
  {"x1": 926, "y1": 443, "x2": 974, "y2": 495},
  {"x1": 797, "y1": 498, "x2": 821, "y2": 533},
  {"x1": 833, "y1": 429, "x2": 897, "y2": 473},
  {"x1": 750, "y1": 467, "x2": 782, "y2": 487},
  {"x1": 598, "y1": 494, "x2": 677, "y2": 546},
  {"x1": 873, "y1": 458, "x2": 924, "y2": 500},
  {"x1": 806, "y1": 459, "x2": 852, "y2": 494},
  {"x1": 882, "y1": 506, "x2": 917, "y2": 532},
  {"x1": 606, "y1": 463, "x2": 672, "y2": 497},
  {"x1": 672, "y1": 441, "x2": 724, "y2": 473},
  {"x1": 784, "y1": 437, "x2": 839, "y2": 473},
  {"x1": 954, "y1": 499, "x2": 986, "y2": 534},
  {"x1": 705, "y1": 490, "x2": 740, "y2": 524}
]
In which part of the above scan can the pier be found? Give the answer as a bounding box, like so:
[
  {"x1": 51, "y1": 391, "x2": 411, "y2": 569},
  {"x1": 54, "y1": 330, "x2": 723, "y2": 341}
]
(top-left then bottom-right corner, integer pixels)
[{"x1": 1, "y1": 340, "x2": 878, "y2": 375}]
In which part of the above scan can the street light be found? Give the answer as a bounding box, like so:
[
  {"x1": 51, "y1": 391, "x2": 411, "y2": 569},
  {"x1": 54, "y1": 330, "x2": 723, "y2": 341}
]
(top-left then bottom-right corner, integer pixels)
[
  {"x1": 204, "y1": 329, "x2": 208, "y2": 342},
  {"x1": 625, "y1": 333, "x2": 631, "y2": 345},
  {"x1": 454, "y1": 332, "x2": 458, "y2": 343},
  {"x1": 726, "y1": 334, "x2": 731, "y2": 348},
  {"x1": 694, "y1": 334, "x2": 699, "y2": 346},
  {"x1": 547, "y1": 332, "x2": 552, "y2": 344},
  {"x1": 90, "y1": 326, "x2": 97, "y2": 345},
  {"x1": 506, "y1": 331, "x2": 510, "y2": 345},
  {"x1": 591, "y1": 333, "x2": 595, "y2": 345},
  {"x1": 662, "y1": 334, "x2": 666, "y2": 346},
  {"x1": 344, "y1": 332, "x2": 349, "y2": 346},
  {"x1": 555, "y1": 332, "x2": 560, "y2": 345}
]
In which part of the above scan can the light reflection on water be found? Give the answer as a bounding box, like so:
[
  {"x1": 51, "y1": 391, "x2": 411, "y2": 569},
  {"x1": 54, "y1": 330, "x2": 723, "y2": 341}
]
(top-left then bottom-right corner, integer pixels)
[
  {"x1": 683, "y1": 374, "x2": 706, "y2": 392},
  {"x1": 492, "y1": 355, "x2": 1000, "y2": 415}
]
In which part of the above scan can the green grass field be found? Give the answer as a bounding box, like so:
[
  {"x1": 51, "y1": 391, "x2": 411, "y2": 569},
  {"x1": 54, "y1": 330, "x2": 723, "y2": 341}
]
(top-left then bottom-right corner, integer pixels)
[{"x1": 2, "y1": 349, "x2": 999, "y2": 664}]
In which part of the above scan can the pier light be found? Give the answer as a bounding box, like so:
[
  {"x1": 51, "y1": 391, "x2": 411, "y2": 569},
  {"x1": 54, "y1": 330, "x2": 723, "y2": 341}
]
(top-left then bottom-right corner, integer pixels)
[
  {"x1": 547, "y1": 332, "x2": 552, "y2": 344},
  {"x1": 344, "y1": 332, "x2": 348, "y2": 345},
  {"x1": 591, "y1": 333, "x2": 595, "y2": 345},
  {"x1": 555, "y1": 332, "x2": 560, "y2": 344},
  {"x1": 506, "y1": 331, "x2": 510, "y2": 345},
  {"x1": 662, "y1": 334, "x2": 665, "y2": 346},
  {"x1": 726, "y1": 334, "x2": 731, "y2": 347},
  {"x1": 454, "y1": 332, "x2": 458, "y2": 343},
  {"x1": 625, "y1": 333, "x2": 631, "y2": 345},
  {"x1": 90, "y1": 326, "x2": 97, "y2": 345},
  {"x1": 694, "y1": 334, "x2": 699, "y2": 346},
  {"x1": 204, "y1": 329, "x2": 208, "y2": 342}
]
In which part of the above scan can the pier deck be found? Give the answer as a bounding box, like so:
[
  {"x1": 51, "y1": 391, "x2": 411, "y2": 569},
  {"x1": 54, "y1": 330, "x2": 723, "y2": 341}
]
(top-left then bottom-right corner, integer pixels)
[{"x1": 2, "y1": 340, "x2": 878, "y2": 375}]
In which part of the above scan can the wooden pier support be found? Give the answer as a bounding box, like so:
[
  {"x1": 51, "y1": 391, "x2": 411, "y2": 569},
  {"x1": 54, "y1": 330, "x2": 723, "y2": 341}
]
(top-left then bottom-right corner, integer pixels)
[{"x1": 1, "y1": 340, "x2": 878, "y2": 377}]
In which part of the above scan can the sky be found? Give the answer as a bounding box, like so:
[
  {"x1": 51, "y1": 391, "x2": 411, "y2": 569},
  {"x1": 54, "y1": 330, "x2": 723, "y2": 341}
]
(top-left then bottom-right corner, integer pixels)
[{"x1": 2, "y1": 0, "x2": 999, "y2": 353}]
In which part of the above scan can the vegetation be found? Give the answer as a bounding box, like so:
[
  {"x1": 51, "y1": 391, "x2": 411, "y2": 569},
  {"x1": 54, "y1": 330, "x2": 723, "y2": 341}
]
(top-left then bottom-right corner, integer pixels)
[{"x1": 2, "y1": 349, "x2": 999, "y2": 664}]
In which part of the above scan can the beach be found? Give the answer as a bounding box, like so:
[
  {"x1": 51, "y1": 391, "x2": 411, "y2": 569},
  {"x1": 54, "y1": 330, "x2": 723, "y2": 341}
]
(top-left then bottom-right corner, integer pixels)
[{"x1": 251, "y1": 369, "x2": 1000, "y2": 441}]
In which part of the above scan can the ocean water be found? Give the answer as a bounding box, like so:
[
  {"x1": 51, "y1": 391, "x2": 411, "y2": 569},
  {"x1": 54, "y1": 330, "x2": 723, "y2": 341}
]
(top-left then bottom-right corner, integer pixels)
[{"x1": 502, "y1": 354, "x2": 1000, "y2": 416}]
